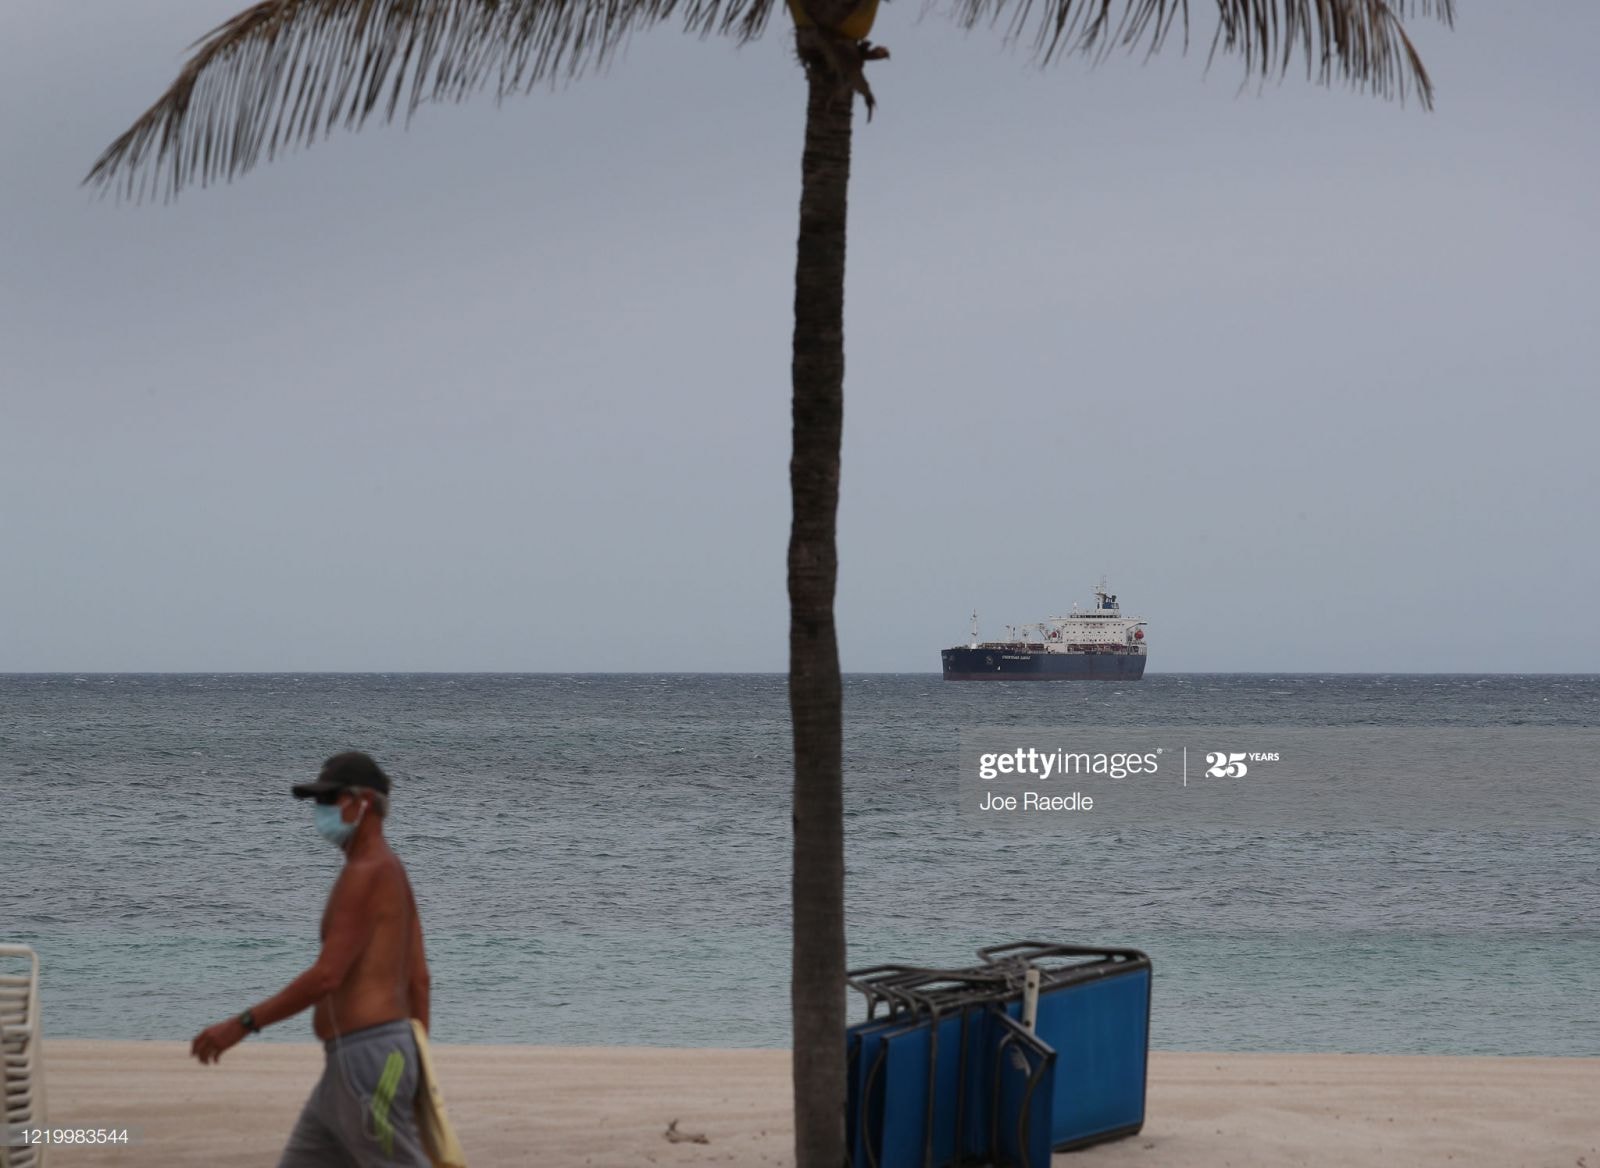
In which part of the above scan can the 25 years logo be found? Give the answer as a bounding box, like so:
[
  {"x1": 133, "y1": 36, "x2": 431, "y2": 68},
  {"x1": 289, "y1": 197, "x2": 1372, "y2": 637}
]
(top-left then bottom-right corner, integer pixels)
[{"x1": 1204, "y1": 751, "x2": 1280, "y2": 778}]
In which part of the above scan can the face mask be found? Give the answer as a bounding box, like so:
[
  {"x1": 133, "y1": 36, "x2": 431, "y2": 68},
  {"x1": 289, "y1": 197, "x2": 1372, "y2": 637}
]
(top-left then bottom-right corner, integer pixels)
[{"x1": 313, "y1": 799, "x2": 364, "y2": 848}]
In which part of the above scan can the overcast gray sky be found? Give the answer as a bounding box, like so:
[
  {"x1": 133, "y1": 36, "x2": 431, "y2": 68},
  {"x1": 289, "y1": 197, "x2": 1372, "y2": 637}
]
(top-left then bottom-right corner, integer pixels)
[{"x1": 3, "y1": 3, "x2": 1596, "y2": 672}]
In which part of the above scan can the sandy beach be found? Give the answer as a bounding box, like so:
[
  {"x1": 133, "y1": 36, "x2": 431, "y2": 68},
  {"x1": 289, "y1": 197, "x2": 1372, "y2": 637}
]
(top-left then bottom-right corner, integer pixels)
[{"x1": 31, "y1": 1041, "x2": 1598, "y2": 1167}]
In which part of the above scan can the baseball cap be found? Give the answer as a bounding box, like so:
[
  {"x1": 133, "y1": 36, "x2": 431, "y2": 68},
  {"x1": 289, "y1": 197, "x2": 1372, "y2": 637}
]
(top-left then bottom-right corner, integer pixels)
[{"x1": 291, "y1": 750, "x2": 392, "y2": 800}]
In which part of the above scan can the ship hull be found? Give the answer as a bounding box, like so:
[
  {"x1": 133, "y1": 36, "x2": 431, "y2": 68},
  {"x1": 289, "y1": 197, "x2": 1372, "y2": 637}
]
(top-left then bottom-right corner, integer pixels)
[{"x1": 941, "y1": 647, "x2": 1147, "y2": 681}]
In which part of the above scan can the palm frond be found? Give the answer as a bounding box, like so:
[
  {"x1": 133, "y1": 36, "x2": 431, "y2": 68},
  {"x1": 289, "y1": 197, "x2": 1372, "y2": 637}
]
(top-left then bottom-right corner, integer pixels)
[
  {"x1": 86, "y1": 0, "x2": 779, "y2": 200},
  {"x1": 947, "y1": 0, "x2": 1453, "y2": 107},
  {"x1": 89, "y1": 0, "x2": 1451, "y2": 199}
]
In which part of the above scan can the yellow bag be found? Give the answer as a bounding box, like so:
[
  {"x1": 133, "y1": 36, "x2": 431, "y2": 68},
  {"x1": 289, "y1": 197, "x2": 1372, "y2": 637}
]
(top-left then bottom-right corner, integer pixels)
[{"x1": 410, "y1": 1019, "x2": 467, "y2": 1168}]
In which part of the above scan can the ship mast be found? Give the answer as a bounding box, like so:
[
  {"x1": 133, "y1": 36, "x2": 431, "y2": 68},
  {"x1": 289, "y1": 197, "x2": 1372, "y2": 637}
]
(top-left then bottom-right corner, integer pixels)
[{"x1": 1095, "y1": 575, "x2": 1117, "y2": 612}]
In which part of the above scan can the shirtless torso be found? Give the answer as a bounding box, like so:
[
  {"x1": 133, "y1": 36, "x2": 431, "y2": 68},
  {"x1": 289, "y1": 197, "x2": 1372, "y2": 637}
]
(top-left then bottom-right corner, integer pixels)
[{"x1": 312, "y1": 840, "x2": 428, "y2": 1040}]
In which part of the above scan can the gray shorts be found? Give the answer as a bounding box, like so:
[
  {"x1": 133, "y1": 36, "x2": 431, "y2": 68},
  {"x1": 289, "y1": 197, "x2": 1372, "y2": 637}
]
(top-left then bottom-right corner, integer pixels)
[{"x1": 278, "y1": 1020, "x2": 430, "y2": 1168}]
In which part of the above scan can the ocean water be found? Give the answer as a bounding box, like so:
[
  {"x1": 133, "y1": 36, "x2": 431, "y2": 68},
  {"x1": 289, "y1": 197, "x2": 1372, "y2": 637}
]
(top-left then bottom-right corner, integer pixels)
[{"x1": 2, "y1": 673, "x2": 1597, "y2": 1056}]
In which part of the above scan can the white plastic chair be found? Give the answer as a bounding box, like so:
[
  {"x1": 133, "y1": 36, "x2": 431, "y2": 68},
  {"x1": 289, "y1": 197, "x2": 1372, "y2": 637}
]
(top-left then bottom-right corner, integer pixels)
[{"x1": 0, "y1": 945, "x2": 46, "y2": 1168}]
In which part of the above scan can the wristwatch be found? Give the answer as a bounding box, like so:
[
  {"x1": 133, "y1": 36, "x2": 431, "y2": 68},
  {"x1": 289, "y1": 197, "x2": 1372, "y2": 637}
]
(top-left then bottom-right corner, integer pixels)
[{"x1": 237, "y1": 1009, "x2": 260, "y2": 1035}]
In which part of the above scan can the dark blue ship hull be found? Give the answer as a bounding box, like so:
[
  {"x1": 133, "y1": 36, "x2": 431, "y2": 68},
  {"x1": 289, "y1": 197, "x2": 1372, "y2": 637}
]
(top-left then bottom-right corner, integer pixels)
[{"x1": 941, "y1": 647, "x2": 1147, "y2": 681}]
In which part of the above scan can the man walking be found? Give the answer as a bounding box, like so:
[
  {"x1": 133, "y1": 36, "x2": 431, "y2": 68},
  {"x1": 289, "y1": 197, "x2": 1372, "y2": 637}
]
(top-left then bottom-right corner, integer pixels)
[{"x1": 190, "y1": 751, "x2": 433, "y2": 1167}]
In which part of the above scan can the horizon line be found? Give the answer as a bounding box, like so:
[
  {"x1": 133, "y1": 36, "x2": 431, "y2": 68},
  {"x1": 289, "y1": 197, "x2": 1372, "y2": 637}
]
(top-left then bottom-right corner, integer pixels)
[{"x1": 3, "y1": 670, "x2": 1597, "y2": 678}]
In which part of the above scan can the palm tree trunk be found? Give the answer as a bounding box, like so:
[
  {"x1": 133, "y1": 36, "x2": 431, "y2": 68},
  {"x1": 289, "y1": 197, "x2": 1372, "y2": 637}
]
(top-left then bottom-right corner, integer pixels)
[{"x1": 789, "y1": 57, "x2": 852, "y2": 1168}]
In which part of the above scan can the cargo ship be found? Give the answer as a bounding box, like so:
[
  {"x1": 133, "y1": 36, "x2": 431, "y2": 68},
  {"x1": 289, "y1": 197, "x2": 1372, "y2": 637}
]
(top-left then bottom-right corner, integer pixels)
[{"x1": 941, "y1": 584, "x2": 1147, "y2": 681}]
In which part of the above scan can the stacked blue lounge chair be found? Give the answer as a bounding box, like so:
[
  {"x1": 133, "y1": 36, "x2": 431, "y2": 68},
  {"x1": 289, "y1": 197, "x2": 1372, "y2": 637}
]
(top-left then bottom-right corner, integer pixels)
[{"x1": 846, "y1": 941, "x2": 1151, "y2": 1168}]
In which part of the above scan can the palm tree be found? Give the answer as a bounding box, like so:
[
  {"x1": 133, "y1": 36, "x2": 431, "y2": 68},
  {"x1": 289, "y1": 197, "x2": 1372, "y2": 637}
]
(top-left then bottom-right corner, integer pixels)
[{"x1": 89, "y1": 2, "x2": 1451, "y2": 1163}]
